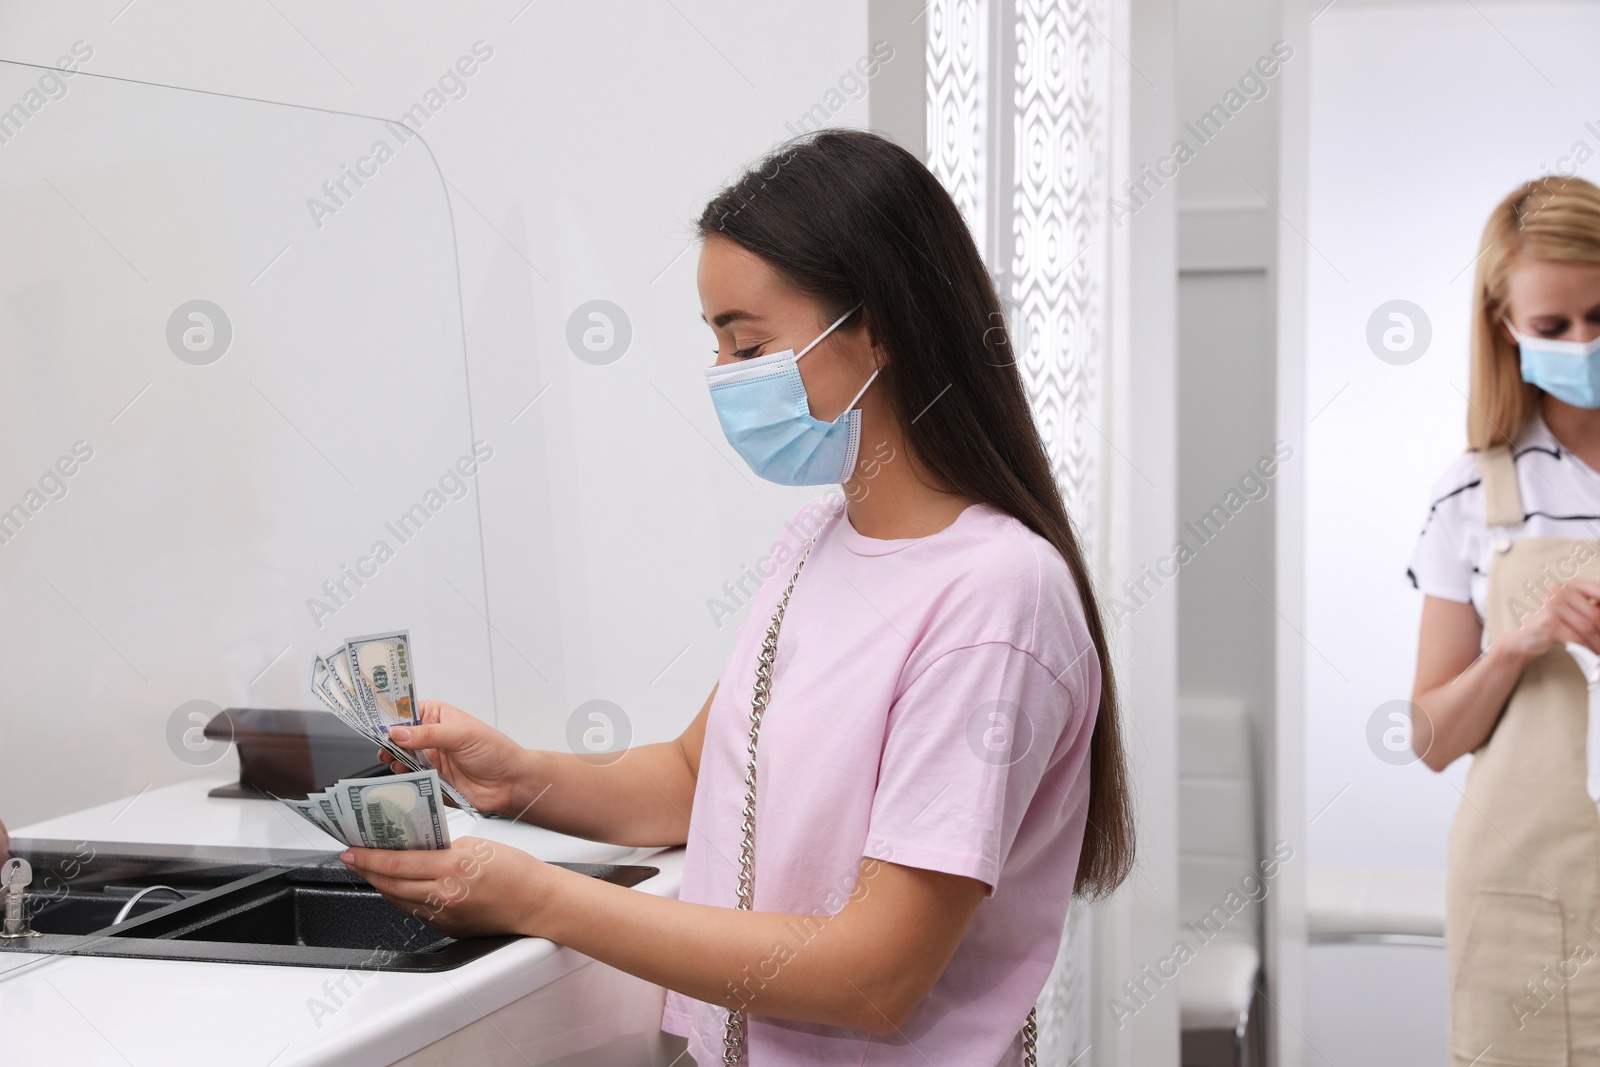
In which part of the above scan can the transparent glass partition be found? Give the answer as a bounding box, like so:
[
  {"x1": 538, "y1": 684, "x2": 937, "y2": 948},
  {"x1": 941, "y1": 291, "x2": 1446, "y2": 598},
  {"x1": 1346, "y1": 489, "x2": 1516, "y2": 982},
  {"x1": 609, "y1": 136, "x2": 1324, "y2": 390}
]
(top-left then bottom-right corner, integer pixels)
[{"x1": 0, "y1": 63, "x2": 494, "y2": 826}]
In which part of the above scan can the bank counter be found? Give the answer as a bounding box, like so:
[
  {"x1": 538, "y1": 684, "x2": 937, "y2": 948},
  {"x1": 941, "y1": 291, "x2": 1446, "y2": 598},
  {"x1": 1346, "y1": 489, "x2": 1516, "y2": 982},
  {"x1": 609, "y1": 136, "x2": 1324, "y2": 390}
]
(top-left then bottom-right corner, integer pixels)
[{"x1": 0, "y1": 777, "x2": 688, "y2": 1066}]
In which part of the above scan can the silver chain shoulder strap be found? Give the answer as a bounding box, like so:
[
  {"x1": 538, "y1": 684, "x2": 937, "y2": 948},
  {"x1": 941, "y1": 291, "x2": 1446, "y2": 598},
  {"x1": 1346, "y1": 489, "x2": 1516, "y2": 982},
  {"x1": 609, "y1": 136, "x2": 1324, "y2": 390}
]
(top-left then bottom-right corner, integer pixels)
[{"x1": 720, "y1": 535, "x2": 1038, "y2": 1066}]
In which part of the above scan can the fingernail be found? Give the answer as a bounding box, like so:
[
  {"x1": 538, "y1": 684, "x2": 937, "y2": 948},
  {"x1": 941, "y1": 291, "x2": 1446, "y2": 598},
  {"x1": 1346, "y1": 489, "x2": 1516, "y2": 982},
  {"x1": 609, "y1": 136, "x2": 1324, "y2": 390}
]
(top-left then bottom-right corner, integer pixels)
[
  {"x1": 340, "y1": 851, "x2": 355, "y2": 864},
  {"x1": 391, "y1": 726, "x2": 410, "y2": 742}
]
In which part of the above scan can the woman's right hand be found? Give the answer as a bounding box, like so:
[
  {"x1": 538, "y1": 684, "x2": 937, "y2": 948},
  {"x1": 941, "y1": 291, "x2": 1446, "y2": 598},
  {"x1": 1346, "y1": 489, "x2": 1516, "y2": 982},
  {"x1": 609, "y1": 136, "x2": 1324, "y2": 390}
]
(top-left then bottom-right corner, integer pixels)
[
  {"x1": 1499, "y1": 578, "x2": 1600, "y2": 662},
  {"x1": 382, "y1": 701, "x2": 536, "y2": 818}
]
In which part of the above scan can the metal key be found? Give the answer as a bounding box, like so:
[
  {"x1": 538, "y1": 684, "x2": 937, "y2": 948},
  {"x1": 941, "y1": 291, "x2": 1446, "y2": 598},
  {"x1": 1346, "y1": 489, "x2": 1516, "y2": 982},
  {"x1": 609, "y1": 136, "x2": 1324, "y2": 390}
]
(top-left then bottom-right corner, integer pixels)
[{"x1": 1, "y1": 857, "x2": 40, "y2": 939}]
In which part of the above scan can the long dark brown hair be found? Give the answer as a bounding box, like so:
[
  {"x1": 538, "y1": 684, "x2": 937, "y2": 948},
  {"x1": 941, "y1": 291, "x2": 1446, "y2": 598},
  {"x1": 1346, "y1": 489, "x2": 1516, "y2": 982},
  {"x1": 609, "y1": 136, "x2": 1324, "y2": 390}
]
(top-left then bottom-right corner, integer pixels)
[{"x1": 698, "y1": 129, "x2": 1135, "y2": 899}]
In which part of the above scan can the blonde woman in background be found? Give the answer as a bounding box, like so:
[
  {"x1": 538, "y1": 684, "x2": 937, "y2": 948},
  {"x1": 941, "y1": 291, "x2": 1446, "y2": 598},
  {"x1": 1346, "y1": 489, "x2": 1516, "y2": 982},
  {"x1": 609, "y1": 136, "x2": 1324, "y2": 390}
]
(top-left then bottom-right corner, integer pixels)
[{"x1": 1409, "y1": 176, "x2": 1600, "y2": 1060}]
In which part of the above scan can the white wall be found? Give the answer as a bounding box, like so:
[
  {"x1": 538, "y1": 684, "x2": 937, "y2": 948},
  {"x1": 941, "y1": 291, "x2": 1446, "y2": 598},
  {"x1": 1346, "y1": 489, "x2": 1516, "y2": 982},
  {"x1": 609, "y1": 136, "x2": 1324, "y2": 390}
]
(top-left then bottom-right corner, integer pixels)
[
  {"x1": 1173, "y1": 1, "x2": 1303, "y2": 1058},
  {"x1": 1100, "y1": 0, "x2": 1182, "y2": 1060},
  {"x1": 0, "y1": 0, "x2": 877, "y2": 826},
  {"x1": 1306, "y1": 0, "x2": 1600, "y2": 871},
  {"x1": 0, "y1": 65, "x2": 499, "y2": 825},
  {"x1": 1174, "y1": 0, "x2": 1285, "y2": 771}
]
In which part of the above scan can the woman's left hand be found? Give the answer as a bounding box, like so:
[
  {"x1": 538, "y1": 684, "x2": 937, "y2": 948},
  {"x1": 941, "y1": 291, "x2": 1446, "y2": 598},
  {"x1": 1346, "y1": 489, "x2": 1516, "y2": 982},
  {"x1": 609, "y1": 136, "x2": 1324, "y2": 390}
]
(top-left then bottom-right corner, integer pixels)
[{"x1": 339, "y1": 836, "x2": 551, "y2": 939}]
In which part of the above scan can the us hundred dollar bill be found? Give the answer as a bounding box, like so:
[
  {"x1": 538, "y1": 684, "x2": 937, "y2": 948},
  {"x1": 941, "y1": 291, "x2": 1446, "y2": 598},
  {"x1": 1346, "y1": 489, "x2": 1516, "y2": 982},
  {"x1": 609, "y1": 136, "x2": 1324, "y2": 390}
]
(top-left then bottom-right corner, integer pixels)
[
  {"x1": 341, "y1": 770, "x2": 451, "y2": 850},
  {"x1": 280, "y1": 770, "x2": 451, "y2": 850},
  {"x1": 347, "y1": 631, "x2": 419, "y2": 734},
  {"x1": 305, "y1": 632, "x2": 478, "y2": 816}
]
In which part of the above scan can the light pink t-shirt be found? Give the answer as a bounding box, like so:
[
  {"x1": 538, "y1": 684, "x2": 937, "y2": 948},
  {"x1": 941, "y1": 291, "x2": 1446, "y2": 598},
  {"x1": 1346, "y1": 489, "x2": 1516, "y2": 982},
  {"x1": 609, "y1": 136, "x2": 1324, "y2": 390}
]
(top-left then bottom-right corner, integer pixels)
[{"x1": 661, "y1": 497, "x2": 1101, "y2": 1066}]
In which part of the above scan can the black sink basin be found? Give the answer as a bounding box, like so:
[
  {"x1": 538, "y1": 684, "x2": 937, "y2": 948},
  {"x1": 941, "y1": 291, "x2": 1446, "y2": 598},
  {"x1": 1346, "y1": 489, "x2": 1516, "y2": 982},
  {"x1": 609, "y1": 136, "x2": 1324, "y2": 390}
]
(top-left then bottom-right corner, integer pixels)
[
  {"x1": 2, "y1": 839, "x2": 265, "y2": 941},
  {"x1": 1, "y1": 838, "x2": 659, "y2": 971},
  {"x1": 170, "y1": 883, "x2": 444, "y2": 952},
  {"x1": 27, "y1": 890, "x2": 195, "y2": 936}
]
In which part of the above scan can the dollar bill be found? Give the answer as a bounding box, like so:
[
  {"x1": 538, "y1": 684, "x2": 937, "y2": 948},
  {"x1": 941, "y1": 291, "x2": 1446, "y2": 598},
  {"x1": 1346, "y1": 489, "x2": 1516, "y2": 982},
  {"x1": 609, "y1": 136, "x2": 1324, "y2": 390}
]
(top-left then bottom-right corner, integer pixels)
[
  {"x1": 277, "y1": 770, "x2": 452, "y2": 850},
  {"x1": 341, "y1": 770, "x2": 450, "y2": 850},
  {"x1": 311, "y1": 657, "x2": 360, "y2": 727},
  {"x1": 309, "y1": 660, "x2": 389, "y2": 757},
  {"x1": 306, "y1": 632, "x2": 478, "y2": 816},
  {"x1": 283, "y1": 797, "x2": 341, "y2": 841},
  {"x1": 319, "y1": 650, "x2": 371, "y2": 731},
  {"x1": 314, "y1": 791, "x2": 353, "y2": 842},
  {"x1": 331, "y1": 644, "x2": 391, "y2": 737},
  {"x1": 310, "y1": 653, "x2": 422, "y2": 767},
  {"x1": 347, "y1": 631, "x2": 418, "y2": 734},
  {"x1": 324, "y1": 647, "x2": 361, "y2": 712}
]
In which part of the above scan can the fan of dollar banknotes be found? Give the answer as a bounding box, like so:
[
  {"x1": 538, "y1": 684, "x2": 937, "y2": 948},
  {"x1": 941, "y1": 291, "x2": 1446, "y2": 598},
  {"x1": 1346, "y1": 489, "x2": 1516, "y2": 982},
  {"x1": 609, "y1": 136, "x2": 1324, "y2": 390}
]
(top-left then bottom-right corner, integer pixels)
[
  {"x1": 281, "y1": 769, "x2": 452, "y2": 851},
  {"x1": 280, "y1": 629, "x2": 474, "y2": 851}
]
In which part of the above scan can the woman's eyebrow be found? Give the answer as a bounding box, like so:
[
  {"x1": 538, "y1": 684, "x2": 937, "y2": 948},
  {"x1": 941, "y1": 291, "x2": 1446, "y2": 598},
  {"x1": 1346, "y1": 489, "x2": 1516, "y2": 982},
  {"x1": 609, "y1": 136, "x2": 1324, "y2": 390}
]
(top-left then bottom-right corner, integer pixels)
[{"x1": 704, "y1": 309, "x2": 762, "y2": 328}]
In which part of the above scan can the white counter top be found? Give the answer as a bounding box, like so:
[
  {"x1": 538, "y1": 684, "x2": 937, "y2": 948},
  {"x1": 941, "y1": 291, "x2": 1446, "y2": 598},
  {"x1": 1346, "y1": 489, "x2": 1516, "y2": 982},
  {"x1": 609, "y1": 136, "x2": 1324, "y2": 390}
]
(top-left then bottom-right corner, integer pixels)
[{"x1": 0, "y1": 776, "x2": 684, "y2": 1067}]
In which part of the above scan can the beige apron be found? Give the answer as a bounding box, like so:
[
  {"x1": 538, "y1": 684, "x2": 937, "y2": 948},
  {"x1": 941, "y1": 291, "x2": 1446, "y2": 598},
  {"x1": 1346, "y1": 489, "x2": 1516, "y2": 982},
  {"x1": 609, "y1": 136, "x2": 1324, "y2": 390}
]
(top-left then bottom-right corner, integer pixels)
[{"x1": 1447, "y1": 444, "x2": 1600, "y2": 1065}]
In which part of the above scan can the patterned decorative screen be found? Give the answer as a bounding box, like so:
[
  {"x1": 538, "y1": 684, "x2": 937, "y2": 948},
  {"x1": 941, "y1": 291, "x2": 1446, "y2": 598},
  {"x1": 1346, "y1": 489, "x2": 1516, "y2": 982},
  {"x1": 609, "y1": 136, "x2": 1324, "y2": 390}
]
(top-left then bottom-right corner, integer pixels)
[
  {"x1": 926, "y1": 0, "x2": 1110, "y2": 1059},
  {"x1": 925, "y1": 0, "x2": 987, "y2": 252},
  {"x1": 1010, "y1": 0, "x2": 1107, "y2": 568}
]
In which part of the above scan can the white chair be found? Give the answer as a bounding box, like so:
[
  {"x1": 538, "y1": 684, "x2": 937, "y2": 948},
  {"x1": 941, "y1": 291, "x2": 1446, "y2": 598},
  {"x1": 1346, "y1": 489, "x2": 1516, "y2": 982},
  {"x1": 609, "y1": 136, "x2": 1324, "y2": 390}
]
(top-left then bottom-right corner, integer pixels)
[
  {"x1": 1307, "y1": 868, "x2": 1444, "y2": 943},
  {"x1": 1304, "y1": 868, "x2": 1447, "y2": 1066},
  {"x1": 1178, "y1": 697, "x2": 1263, "y2": 1067}
]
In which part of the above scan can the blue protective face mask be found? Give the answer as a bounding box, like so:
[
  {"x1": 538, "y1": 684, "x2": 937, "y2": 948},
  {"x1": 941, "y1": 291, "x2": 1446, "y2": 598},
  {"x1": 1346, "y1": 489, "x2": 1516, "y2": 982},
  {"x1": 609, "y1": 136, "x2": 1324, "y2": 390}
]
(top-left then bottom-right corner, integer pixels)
[
  {"x1": 705, "y1": 305, "x2": 877, "y2": 485},
  {"x1": 1509, "y1": 319, "x2": 1600, "y2": 409}
]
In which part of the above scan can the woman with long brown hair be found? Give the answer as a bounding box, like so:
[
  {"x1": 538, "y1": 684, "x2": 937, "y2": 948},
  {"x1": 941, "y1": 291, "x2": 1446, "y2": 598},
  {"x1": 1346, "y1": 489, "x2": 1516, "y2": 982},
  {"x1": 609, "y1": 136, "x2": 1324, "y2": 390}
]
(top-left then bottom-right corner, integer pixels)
[
  {"x1": 1409, "y1": 175, "x2": 1600, "y2": 1060},
  {"x1": 340, "y1": 129, "x2": 1135, "y2": 1065}
]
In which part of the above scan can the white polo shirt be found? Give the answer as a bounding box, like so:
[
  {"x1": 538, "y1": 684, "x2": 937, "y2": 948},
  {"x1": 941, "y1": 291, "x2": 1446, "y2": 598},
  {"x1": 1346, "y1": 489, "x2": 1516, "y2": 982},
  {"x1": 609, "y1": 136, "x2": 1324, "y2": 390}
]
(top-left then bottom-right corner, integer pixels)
[
  {"x1": 1408, "y1": 412, "x2": 1600, "y2": 621},
  {"x1": 1409, "y1": 411, "x2": 1600, "y2": 798}
]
